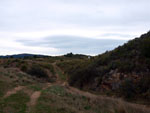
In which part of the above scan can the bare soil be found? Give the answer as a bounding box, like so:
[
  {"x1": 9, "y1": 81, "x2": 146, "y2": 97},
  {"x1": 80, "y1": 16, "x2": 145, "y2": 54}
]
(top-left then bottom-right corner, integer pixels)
[{"x1": 4, "y1": 86, "x2": 25, "y2": 98}]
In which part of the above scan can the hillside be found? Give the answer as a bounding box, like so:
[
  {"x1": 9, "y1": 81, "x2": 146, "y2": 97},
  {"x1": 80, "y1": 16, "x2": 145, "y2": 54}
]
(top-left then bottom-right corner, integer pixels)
[
  {"x1": 0, "y1": 32, "x2": 150, "y2": 112},
  {"x1": 57, "y1": 31, "x2": 150, "y2": 104},
  {"x1": 0, "y1": 55, "x2": 149, "y2": 113}
]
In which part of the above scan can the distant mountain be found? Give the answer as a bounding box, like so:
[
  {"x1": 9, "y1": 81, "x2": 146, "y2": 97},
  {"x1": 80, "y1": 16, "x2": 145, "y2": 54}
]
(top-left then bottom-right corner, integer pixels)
[{"x1": 0, "y1": 53, "x2": 48, "y2": 58}]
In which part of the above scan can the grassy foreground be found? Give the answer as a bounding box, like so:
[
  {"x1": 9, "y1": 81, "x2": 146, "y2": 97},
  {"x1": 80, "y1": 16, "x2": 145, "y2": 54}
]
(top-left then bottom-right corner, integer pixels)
[{"x1": 0, "y1": 65, "x2": 149, "y2": 113}]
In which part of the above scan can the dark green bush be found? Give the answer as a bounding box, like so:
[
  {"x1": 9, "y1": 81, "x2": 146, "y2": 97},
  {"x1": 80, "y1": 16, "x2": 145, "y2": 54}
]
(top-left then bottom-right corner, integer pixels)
[
  {"x1": 141, "y1": 38, "x2": 150, "y2": 58},
  {"x1": 28, "y1": 65, "x2": 49, "y2": 79},
  {"x1": 136, "y1": 74, "x2": 150, "y2": 94},
  {"x1": 40, "y1": 63, "x2": 55, "y2": 75},
  {"x1": 119, "y1": 79, "x2": 135, "y2": 99},
  {"x1": 21, "y1": 64, "x2": 28, "y2": 72}
]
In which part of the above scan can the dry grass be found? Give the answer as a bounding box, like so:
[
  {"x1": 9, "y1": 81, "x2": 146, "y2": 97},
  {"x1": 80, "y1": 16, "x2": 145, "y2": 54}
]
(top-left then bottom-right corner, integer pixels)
[
  {"x1": 30, "y1": 85, "x2": 150, "y2": 113},
  {"x1": 0, "y1": 58, "x2": 150, "y2": 113}
]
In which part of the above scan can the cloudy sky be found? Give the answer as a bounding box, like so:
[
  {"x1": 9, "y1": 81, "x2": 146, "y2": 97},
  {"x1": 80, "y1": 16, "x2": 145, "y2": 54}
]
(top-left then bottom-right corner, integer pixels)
[{"x1": 0, "y1": 0, "x2": 150, "y2": 56}]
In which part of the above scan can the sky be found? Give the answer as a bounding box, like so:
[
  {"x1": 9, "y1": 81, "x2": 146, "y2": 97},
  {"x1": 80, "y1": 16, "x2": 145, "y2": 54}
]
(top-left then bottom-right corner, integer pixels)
[{"x1": 0, "y1": 0, "x2": 150, "y2": 56}]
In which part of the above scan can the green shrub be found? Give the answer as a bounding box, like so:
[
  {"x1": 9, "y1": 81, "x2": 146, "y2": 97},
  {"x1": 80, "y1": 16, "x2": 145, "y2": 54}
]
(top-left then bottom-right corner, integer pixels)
[
  {"x1": 21, "y1": 64, "x2": 28, "y2": 72},
  {"x1": 40, "y1": 63, "x2": 55, "y2": 75},
  {"x1": 28, "y1": 64, "x2": 49, "y2": 79},
  {"x1": 119, "y1": 79, "x2": 135, "y2": 99},
  {"x1": 136, "y1": 74, "x2": 150, "y2": 95},
  {"x1": 141, "y1": 38, "x2": 150, "y2": 58}
]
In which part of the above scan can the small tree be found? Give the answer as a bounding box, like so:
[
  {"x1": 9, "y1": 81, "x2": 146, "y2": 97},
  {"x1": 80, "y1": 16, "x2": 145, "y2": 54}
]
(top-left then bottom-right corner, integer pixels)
[{"x1": 64, "y1": 52, "x2": 73, "y2": 57}]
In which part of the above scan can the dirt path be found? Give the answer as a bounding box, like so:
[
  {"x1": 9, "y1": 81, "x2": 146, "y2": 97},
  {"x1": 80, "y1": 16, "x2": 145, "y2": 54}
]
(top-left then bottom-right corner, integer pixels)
[
  {"x1": 26, "y1": 91, "x2": 41, "y2": 113},
  {"x1": 67, "y1": 86, "x2": 99, "y2": 98},
  {"x1": 52, "y1": 63, "x2": 64, "y2": 84},
  {"x1": 28, "y1": 83, "x2": 52, "y2": 106},
  {"x1": 4, "y1": 86, "x2": 25, "y2": 98},
  {"x1": 27, "y1": 82, "x2": 52, "y2": 112},
  {"x1": 29, "y1": 91, "x2": 41, "y2": 106}
]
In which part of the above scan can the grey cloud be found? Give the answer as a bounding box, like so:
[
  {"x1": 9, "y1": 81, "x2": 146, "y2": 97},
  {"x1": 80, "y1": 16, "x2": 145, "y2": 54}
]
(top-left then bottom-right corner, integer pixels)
[{"x1": 17, "y1": 35, "x2": 127, "y2": 55}]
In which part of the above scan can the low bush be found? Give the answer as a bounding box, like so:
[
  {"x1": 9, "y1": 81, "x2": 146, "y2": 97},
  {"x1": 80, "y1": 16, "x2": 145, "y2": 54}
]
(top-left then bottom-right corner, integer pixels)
[
  {"x1": 40, "y1": 63, "x2": 55, "y2": 75},
  {"x1": 21, "y1": 64, "x2": 28, "y2": 72},
  {"x1": 119, "y1": 79, "x2": 136, "y2": 99},
  {"x1": 27, "y1": 64, "x2": 49, "y2": 79}
]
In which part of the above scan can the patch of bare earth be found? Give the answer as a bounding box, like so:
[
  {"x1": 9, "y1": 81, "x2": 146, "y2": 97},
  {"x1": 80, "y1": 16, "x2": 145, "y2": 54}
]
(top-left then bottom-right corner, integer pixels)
[
  {"x1": 67, "y1": 86, "x2": 98, "y2": 98},
  {"x1": 52, "y1": 63, "x2": 64, "y2": 84},
  {"x1": 27, "y1": 83, "x2": 52, "y2": 112},
  {"x1": 4, "y1": 86, "x2": 25, "y2": 98},
  {"x1": 29, "y1": 83, "x2": 52, "y2": 106},
  {"x1": 27, "y1": 90, "x2": 41, "y2": 113},
  {"x1": 29, "y1": 91, "x2": 41, "y2": 106}
]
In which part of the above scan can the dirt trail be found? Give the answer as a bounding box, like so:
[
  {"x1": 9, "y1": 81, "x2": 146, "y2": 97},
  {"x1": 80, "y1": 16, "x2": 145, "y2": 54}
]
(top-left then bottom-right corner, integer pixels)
[
  {"x1": 26, "y1": 91, "x2": 41, "y2": 113},
  {"x1": 26, "y1": 62, "x2": 68, "y2": 110},
  {"x1": 29, "y1": 91, "x2": 41, "y2": 106},
  {"x1": 4, "y1": 86, "x2": 25, "y2": 98},
  {"x1": 67, "y1": 86, "x2": 99, "y2": 99},
  {"x1": 52, "y1": 62, "x2": 64, "y2": 84},
  {"x1": 27, "y1": 82, "x2": 52, "y2": 112},
  {"x1": 28, "y1": 83, "x2": 52, "y2": 106}
]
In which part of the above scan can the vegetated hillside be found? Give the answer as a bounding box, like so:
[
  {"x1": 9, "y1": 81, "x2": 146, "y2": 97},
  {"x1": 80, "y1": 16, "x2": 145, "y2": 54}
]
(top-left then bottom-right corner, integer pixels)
[
  {"x1": 57, "y1": 31, "x2": 150, "y2": 104},
  {"x1": 1, "y1": 57, "x2": 150, "y2": 113}
]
